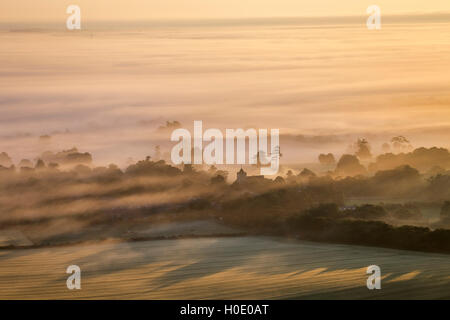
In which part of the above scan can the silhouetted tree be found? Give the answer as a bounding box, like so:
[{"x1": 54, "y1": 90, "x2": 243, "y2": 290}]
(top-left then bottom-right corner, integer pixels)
[
  {"x1": 35, "y1": 159, "x2": 46, "y2": 170},
  {"x1": 391, "y1": 136, "x2": 413, "y2": 152},
  {"x1": 318, "y1": 153, "x2": 336, "y2": 166},
  {"x1": 0, "y1": 152, "x2": 12, "y2": 168},
  {"x1": 355, "y1": 138, "x2": 372, "y2": 160},
  {"x1": 335, "y1": 155, "x2": 367, "y2": 177},
  {"x1": 441, "y1": 201, "x2": 450, "y2": 221}
]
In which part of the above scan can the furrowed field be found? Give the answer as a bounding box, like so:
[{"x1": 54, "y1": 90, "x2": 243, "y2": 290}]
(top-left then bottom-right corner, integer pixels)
[{"x1": 1, "y1": 236, "x2": 449, "y2": 299}]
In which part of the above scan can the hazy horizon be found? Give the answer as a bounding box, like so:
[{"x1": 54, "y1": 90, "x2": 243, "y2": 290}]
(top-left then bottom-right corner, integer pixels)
[
  {"x1": 2, "y1": 12, "x2": 450, "y2": 29},
  {"x1": 2, "y1": 0, "x2": 450, "y2": 21}
]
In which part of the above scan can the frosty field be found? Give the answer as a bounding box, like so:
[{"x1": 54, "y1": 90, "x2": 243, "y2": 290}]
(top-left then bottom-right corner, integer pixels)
[{"x1": 0, "y1": 236, "x2": 449, "y2": 299}]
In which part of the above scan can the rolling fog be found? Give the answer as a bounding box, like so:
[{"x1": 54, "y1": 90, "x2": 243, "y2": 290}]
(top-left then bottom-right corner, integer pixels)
[{"x1": 1, "y1": 19, "x2": 450, "y2": 166}]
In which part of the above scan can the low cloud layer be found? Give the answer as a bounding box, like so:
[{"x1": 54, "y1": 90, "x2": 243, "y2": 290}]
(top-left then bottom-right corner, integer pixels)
[{"x1": 1, "y1": 20, "x2": 450, "y2": 164}]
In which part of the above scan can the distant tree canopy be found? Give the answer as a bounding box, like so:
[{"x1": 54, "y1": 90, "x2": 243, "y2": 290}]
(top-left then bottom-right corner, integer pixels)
[
  {"x1": 334, "y1": 165, "x2": 424, "y2": 198},
  {"x1": 441, "y1": 202, "x2": 450, "y2": 221},
  {"x1": 287, "y1": 208, "x2": 450, "y2": 253},
  {"x1": 346, "y1": 204, "x2": 388, "y2": 220},
  {"x1": 35, "y1": 159, "x2": 46, "y2": 170},
  {"x1": 221, "y1": 186, "x2": 344, "y2": 229},
  {"x1": 427, "y1": 174, "x2": 450, "y2": 200},
  {"x1": 158, "y1": 121, "x2": 182, "y2": 132},
  {"x1": 378, "y1": 136, "x2": 413, "y2": 155},
  {"x1": 210, "y1": 174, "x2": 226, "y2": 185},
  {"x1": 391, "y1": 136, "x2": 413, "y2": 152},
  {"x1": 370, "y1": 147, "x2": 450, "y2": 173},
  {"x1": 299, "y1": 168, "x2": 316, "y2": 178},
  {"x1": 318, "y1": 153, "x2": 336, "y2": 166},
  {"x1": 335, "y1": 154, "x2": 367, "y2": 177},
  {"x1": 126, "y1": 158, "x2": 181, "y2": 177},
  {"x1": 40, "y1": 148, "x2": 92, "y2": 167},
  {"x1": 300, "y1": 203, "x2": 341, "y2": 219},
  {"x1": 354, "y1": 138, "x2": 372, "y2": 160},
  {"x1": 384, "y1": 204, "x2": 423, "y2": 221},
  {"x1": 0, "y1": 152, "x2": 13, "y2": 168},
  {"x1": 297, "y1": 203, "x2": 388, "y2": 221},
  {"x1": 372, "y1": 165, "x2": 421, "y2": 185},
  {"x1": 18, "y1": 159, "x2": 33, "y2": 169},
  {"x1": 295, "y1": 168, "x2": 317, "y2": 184},
  {"x1": 39, "y1": 135, "x2": 51, "y2": 142}
]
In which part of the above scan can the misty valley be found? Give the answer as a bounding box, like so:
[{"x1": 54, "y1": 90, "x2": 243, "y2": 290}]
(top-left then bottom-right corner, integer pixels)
[{"x1": 0, "y1": 136, "x2": 449, "y2": 254}]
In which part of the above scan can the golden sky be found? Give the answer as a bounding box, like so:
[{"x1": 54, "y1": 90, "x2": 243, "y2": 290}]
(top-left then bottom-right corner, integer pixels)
[{"x1": 2, "y1": 0, "x2": 450, "y2": 22}]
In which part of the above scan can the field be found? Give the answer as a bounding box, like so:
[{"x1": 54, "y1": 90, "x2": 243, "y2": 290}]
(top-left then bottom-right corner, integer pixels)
[{"x1": 1, "y1": 236, "x2": 449, "y2": 299}]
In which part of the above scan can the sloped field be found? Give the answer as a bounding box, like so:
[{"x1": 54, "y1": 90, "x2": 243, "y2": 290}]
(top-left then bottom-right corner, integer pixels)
[{"x1": 0, "y1": 236, "x2": 449, "y2": 299}]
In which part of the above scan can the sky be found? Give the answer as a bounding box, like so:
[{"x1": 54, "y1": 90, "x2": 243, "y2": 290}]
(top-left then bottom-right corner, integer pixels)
[{"x1": 2, "y1": 0, "x2": 450, "y2": 22}]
